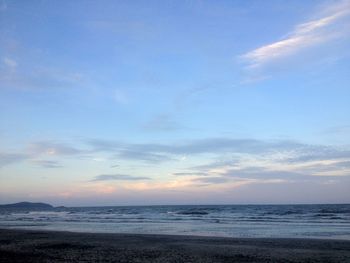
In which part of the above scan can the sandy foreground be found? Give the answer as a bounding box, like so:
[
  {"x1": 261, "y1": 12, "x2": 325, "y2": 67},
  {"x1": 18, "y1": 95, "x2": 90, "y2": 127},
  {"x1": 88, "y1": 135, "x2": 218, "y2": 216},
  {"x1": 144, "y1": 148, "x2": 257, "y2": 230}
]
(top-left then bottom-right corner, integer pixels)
[{"x1": 0, "y1": 229, "x2": 350, "y2": 263}]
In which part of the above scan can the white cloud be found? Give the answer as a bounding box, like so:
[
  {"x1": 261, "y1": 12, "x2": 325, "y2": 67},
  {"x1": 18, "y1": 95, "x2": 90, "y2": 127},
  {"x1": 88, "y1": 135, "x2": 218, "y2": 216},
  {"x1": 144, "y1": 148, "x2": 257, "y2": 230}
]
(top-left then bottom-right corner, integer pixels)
[
  {"x1": 3, "y1": 57, "x2": 17, "y2": 69},
  {"x1": 241, "y1": 0, "x2": 350, "y2": 69}
]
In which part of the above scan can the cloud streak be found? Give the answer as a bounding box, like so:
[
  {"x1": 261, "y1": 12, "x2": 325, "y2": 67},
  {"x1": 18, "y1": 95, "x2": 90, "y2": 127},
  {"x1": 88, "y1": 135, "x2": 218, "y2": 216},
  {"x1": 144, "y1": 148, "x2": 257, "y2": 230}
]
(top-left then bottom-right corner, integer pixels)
[
  {"x1": 116, "y1": 150, "x2": 173, "y2": 163},
  {"x1": 0, "y1": 141, "x2": 85, "y2": 168},
  {"x1": 3, "y1": 57, "x2": 17, "y2": 69},
  {"x1": 0, "y1": 153, "x2": 28, "y2": 167},
  {"x1": 31, "y1": 160, "x2": 63, "y2": 168},
  {"x1": 88, "y1": 138, "x2": 306, "y2": 156},
  {"x1": 142, "y1": 114, "x2": 183, "y2": 132},
  {"x1": 173, "y1": 172, "x2": 209, "y2": 176},
  {"x1": 241, "y1": 0, "x2": 350, "y2": 68},
  {"x1": 91, "y1": 174, "x2": 151, "y2": 182},
  {"x1": 2, "y1": 137, "x2": 350, "y2": 184},
  {"x1": 28, "y1": 141, "x2": 84, "y2": 156},
  {"x1": 0, "y1": 60, "x2": 85, "y2": 91}
]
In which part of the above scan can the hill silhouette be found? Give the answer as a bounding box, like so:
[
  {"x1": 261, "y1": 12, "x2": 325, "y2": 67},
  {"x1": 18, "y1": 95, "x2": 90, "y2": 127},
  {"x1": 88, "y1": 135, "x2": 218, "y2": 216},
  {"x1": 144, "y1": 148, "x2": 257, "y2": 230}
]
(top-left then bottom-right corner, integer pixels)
[{"x1": 0, "y1": 202, "x2": 53, "y2": 210}]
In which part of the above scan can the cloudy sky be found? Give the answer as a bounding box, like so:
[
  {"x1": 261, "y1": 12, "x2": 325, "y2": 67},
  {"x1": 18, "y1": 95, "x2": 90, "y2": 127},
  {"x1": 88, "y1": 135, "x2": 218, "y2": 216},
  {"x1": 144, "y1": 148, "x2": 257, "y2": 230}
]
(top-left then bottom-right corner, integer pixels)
[{"x1": 1, "y1": 0, "x2": 350, "y2": 206}]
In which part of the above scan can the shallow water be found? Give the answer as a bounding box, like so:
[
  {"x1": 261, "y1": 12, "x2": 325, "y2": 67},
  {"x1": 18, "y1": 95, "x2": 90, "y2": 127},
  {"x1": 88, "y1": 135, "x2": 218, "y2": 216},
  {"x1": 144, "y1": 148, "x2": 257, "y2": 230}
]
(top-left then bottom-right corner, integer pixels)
[{"x1": 1, "y1": 204, "x2": 350, "y2": 240}]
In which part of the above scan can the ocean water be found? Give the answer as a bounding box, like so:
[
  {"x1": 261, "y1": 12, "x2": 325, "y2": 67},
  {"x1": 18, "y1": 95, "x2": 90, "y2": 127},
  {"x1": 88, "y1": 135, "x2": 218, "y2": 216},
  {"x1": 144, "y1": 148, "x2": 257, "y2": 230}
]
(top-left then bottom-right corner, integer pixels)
[{"x1": 0, "y1": 204, "x2": 350, "y2": 240}]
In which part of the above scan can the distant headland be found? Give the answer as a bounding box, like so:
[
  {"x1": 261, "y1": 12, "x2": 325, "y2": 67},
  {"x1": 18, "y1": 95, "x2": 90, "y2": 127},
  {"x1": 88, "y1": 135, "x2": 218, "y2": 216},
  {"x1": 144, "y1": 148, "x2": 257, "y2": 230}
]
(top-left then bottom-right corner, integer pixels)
[{"x1": 0, "y1": 202, "x2": 54, "y2": 210}]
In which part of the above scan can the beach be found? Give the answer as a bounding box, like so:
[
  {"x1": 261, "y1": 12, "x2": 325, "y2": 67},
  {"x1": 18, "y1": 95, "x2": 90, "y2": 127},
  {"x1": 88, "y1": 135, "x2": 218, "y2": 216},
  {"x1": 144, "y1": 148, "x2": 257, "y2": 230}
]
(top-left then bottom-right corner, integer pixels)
[{"x1": 1, "y1": 229, "x2": 350, "y2": 263}]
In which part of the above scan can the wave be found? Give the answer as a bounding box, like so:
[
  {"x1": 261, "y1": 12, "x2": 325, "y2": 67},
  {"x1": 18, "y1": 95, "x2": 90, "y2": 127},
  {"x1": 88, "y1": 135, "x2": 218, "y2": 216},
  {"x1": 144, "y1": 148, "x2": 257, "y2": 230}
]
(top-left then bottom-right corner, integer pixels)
[
  {"x1": 318, "y1": 208, "x2": 350, "y2": 214},
  {"x1": 176, "y1": 210, "x2": 209, "y2": 215}
]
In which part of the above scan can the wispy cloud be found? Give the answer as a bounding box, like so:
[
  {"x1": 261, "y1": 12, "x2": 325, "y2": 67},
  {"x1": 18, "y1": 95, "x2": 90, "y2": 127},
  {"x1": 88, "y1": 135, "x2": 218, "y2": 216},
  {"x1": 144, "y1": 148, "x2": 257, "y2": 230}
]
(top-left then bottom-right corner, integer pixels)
[
  {"x1": 192, "y1": 176, "x2": 229, "y2": 184},
  {"x1": 0, "y1": 63, "x2": 84, "y2": 90},
  {"x1": 142, "y1": 114, "x2": 183, "y2": 132},
  {"x1": 3, "y1": 57, "x2": 17, "y2": 69},
  {"x1": 85, "y1": 20, "x2": 154, "y2": 41},
  {"x1": 283, "y1": 148, "x2": 350, "y2": 163},
  {"x1": 241, "y1": 0, "x2": 350, "y2": 69},
  {"x1": 323, "y1": 125, "x2": 350, "y2": 135},
  {"x1": 88, "y1": 138, "x2": 305, "y2": 156},
  {"x1": 173, "y1": 172, "x2": 209, "y2": 176},
  {"x1": 117, "y1": 150, "x2": 173, "y2": 163},
  {"x1": 113, "y1": 89, "x2": 129, "y2": 105},
  {"x1": 191, "y1": 160, "x2": 238, "y2": 171},
  {"x1": 0, "y1": 153, "x2": 28, "y2": 167},
  {"x1": 2, "y1": 137, "x2": 350, "y2": 181},
  {"x1": 223, "y1": 167, "x2": 307, "y2": 180},
  {"x1": 28, "y1": 141, "x2": 84, "y2": 156},
  {"x1": 189, "y1": 174, "x2": 288, "y2": 188},
  {"x1": 184, "y1": 154, "x2": 350, "y2": 186},
  {"x1": 0, "y1": 141, "x2": 85, "y2": 168},
  {"x1": 31, "y1": 160, "x2": 63, "y2": 168},
  {"x1": 87, "y1": 137, "x2": 350, "y2": 167},
  {"x1": 91, "y1": 174, "x2": 151, "y2": 182}
]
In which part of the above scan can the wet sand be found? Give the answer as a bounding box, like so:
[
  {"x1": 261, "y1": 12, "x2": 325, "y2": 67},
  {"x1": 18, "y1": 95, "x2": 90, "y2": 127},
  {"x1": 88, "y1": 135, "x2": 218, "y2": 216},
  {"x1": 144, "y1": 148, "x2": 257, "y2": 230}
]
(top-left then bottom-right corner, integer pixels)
[{"x1": 0, "y1": 228, "x2": 350, "y2": 262}]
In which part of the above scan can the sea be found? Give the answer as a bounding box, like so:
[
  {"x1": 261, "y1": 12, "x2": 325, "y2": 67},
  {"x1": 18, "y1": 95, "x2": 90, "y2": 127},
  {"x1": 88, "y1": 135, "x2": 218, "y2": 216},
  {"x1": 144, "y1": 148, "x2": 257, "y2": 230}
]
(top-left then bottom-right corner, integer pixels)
[{"x1": 0, "y1": 204, "x2": 350, "y2": 240}]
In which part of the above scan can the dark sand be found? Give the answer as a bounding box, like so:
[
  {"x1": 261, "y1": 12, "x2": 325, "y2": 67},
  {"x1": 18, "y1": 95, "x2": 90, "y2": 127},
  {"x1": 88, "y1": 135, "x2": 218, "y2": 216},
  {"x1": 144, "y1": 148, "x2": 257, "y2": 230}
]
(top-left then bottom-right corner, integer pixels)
[{"x1": 1, "y1": 229, "x2": 350, "y2": 263}]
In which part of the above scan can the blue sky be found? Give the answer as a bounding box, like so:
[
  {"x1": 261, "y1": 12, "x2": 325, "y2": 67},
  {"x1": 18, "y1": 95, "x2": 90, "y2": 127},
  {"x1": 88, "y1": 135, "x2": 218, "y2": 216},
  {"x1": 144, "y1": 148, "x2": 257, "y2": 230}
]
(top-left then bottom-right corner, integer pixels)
[{"x1": 0, "y1": 0, "x2": 350, "y2": 206}]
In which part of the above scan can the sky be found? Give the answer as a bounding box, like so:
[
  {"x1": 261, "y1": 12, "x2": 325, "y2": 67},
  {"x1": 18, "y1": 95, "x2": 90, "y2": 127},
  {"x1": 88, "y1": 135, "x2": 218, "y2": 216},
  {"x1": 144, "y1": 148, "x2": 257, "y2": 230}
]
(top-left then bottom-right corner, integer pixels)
[{"x1": 0, "y1": 0, "x2": 350, "y2": 206}]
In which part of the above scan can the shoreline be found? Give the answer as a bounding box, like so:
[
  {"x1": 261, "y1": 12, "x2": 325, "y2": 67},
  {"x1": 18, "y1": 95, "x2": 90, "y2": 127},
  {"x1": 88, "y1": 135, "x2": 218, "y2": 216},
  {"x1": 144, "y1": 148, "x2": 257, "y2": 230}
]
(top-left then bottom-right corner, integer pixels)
[
  {"x1": 1, "y1": 226, "x2": 350, "y2": 241},
  {"x1": 1, "y1": 228, "x2": 350, "y2": 262}
]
